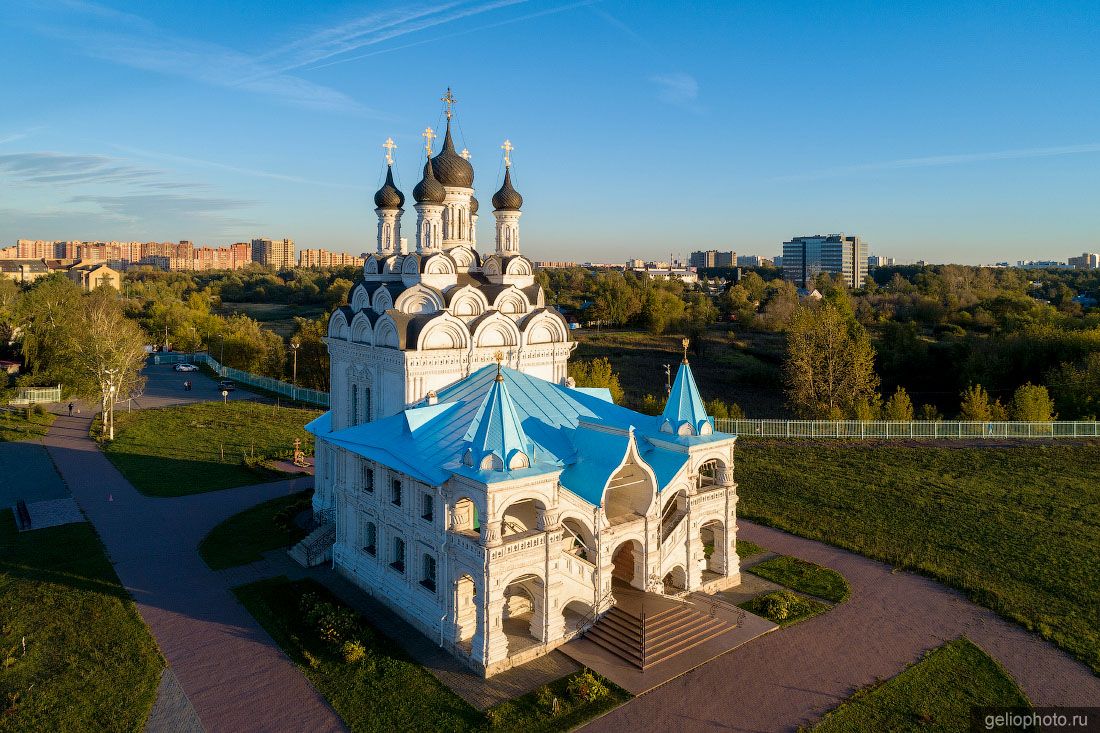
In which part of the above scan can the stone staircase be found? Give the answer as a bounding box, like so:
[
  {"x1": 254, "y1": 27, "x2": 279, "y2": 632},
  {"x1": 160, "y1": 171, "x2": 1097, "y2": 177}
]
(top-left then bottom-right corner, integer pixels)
[
  {"x1": 584, "y1": 588, "x2": 735, "y2": 670},
  {"x1": 288, "y1": 522, "x2": 336, "y2": 567}
]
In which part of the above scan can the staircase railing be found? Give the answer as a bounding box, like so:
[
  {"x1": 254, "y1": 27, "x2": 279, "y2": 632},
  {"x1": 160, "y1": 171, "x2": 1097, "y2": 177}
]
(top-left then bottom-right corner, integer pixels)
[
  {"x1": 574, "y1": 589, "x2": 616, "y2": 637},
  {"x1": 303, "y1": 523, "x2": 336, "y2": 566}
]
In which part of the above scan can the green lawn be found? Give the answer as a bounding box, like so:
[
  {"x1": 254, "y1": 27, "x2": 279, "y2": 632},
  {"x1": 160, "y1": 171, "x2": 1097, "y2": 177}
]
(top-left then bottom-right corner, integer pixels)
[
  {"x1": 747, "y1": 556, "x2": 850, "y2": 603},
  {"x1": 100, "y1": 401, "x2": 321, "y2": 496},
  {"x1": 0, "y1": 408, "x2": 55, "y2": 442},
  {"x1": 736, "y1": 538, "x2": 767, "y2": 559},
  {"x1": 810, "y1": 638, "x2": 1030, "y2": 732},
  {"x1": 739, "y1": 589, "x2": 829, "y2": 627},
  {"x1": 233, "y1": 577, "x2": 629, "y2": 732},
  {"x1": 736, "y1": 442, "x2": 1100, "y2": 673},
  {"x1": 199, "y1": 490, "x2": 312, "y2": 569},
  {"x1": 0, "y1": 510, "x2": 163, "y2": 731}
]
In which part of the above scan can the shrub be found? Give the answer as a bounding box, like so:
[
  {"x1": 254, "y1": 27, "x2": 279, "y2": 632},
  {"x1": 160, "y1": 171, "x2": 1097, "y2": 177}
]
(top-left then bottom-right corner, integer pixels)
[
  {"x1": 758, "y1": 590, "x2": 797, "y2": 621},
  {"x1": 342, "y1": 640, "x2": 367, "y2": 664},
  {"x1": 566, "y1": 669, "x2": 609, "y2": 704},
  {"x1": 535, "y1": 685, "x2": 557, "y2": 716},
  {"x1": 32, "y1": 404, "x2": 46, "y2": 417}
]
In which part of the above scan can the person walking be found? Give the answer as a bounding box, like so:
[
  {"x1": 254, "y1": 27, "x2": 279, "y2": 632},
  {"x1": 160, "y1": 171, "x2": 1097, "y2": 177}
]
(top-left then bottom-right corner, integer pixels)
[{"x1": 67, "y1": 402, "x2": 74, "y2": 417}]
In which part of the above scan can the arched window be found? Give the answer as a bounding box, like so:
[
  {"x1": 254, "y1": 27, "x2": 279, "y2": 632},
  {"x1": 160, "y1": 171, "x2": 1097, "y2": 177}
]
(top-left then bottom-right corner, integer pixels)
[
  {"x1": 350, "y1": 384, "x2": 359, "y2": 427},
  {"x1": 362, "y1": 521, "x2": 377, "y2": 556},
  {"x1": 363, "y1": 387, "x2": 371, "y2": 423},
  {"x1": 420, "y1": 553, "x2": 437, "y2": 591}
]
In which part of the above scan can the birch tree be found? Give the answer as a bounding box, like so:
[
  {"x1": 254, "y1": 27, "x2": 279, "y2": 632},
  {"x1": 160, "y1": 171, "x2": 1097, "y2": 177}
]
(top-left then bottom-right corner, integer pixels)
[
  {"x1": 69, "y1": 289, "x2": 147, "y2": 439},
  {"x1": 785, "y1": 302, "x2": 879, "y2": 418}
]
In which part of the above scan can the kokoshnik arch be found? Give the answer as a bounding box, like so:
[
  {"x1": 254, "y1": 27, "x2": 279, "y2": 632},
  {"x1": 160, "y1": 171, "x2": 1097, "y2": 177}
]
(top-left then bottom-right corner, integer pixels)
[{"x1": 306, "y1": 90, "x2": 742, "y2": 677}]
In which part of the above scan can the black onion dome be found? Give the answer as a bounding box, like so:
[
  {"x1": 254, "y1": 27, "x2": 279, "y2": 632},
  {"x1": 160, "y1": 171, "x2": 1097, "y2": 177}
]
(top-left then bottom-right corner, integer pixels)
[
  {"x1": 430, "y1": 121, "x2": 474, "y2": 188},
  {"x1": 373, "y1": 166, "x2": 404, "y2": 209},
  {"x1": 491, "y1": 167, "x2": 523, "y2": 211},
  {"x1": 413, "y1": 158, "x2": 446, "y2": 204},
  {"x1": 470, "y1": 196, "x2": 479, "y2": 215}
]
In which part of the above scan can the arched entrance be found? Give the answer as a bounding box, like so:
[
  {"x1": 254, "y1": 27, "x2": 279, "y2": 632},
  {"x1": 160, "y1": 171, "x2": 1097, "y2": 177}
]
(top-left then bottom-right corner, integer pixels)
[
  {"x1": 603, "y1": 455, "x2": 655, "y2": 525},
  {"x1": 663, "y1": 565, "x2": 687, "y2": 594},
  {"x1": 562, "y1": 599, "x2": 593, "y2": 636},
  {"x1": 611, "y1": 539, "x2": 644, "y2": 589},
  {"x1": 502, "y1": 574, "x2": 544, "y2": 656},
  {"x1": 700, "y1": 520, "x2": 727, "y2": 577}
]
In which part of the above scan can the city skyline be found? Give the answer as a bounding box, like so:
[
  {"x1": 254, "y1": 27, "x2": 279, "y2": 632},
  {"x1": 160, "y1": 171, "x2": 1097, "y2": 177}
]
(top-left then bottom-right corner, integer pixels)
[{"x1": 1, "y1": 1, "x2": 1099, "y2": 265}]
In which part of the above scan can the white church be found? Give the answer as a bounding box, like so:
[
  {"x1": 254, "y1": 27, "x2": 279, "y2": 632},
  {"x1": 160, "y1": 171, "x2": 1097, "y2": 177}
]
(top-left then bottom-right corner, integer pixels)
[{"x1": 305, "y1": 91, "x2": 741, "y2": 677}]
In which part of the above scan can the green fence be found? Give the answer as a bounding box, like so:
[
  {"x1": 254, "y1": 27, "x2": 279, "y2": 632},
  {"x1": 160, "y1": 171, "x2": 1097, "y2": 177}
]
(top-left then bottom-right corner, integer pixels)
[
  {"x1": 151, "y1": 352, "x2": 329, "y2": 408},
  {"x1": 716, "y1": 418, "x2": 1100, "y2": 439},
  {"x1": 7, "y1": 385, "x2": 63, "y2": 406}
]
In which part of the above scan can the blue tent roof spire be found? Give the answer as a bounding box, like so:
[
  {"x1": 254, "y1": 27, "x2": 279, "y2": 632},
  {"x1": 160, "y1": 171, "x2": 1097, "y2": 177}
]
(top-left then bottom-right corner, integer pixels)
[
  {"x1": 462, "y1": 364, "x2": 533, "y2": 472},
  {"x1": 660, "y1": 339, "x2": 712, "y2": 436}
]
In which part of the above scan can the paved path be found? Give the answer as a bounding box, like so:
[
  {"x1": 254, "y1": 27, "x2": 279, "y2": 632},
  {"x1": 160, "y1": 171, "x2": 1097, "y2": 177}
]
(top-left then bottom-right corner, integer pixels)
[
  {"x1": 586, "y1": 520, "x2": 1100, "y2": 733},
  {"x1": 43, "y1": 405, "x2": 345, "y2": 733}
]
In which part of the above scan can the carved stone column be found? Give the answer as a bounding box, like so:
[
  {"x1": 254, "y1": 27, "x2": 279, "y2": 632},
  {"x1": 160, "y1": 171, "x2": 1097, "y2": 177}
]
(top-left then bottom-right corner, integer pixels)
[
  {"x1": 536, "y1": 507, "x2": 561, "y2": 531},
  {"x1": 482, "y1": 519, "x2": 502, "y2": 547}
]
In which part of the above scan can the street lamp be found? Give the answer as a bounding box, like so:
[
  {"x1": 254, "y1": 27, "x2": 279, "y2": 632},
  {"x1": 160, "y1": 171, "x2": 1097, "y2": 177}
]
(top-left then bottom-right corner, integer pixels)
[
  {"x1": 221, "y1": 389, "x2": 229, "y2": 404},
  {"x1": 290, "y1": 338, "x2": 300, "y2": 387}
]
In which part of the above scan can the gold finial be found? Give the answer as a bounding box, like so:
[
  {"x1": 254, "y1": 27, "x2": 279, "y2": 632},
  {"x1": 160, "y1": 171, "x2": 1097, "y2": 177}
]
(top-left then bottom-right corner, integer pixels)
[
  {"x1": 422, "y1": 127, "x2": 436, "y2": 156},
  {"x1": 501, "y1": 139, "x2": 513, "y2": 168},
  {"x1": 494, "y1": 350, "x2": 505, "y2": 381},
  {"x1": 681, "y1": 338, "x2": 690, "y2": 364},
  {"x1": 441, "y1": 87, "x2": 457, "y2": 120},
  {"x1": 382, "y1": 137, "x2": 397, "y2": 166},
  {"x1": 460, "y1": 148, "x2": 471, "y2": 161}
]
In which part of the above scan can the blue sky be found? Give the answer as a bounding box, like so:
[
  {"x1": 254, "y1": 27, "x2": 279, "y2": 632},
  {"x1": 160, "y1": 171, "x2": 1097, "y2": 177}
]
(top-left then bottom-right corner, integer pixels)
[{"x1": 1, "y1": 0, "x2": 1098, "y2": 265}]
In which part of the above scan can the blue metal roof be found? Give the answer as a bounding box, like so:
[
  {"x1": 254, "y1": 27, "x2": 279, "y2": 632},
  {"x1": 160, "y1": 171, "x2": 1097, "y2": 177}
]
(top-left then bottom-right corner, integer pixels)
[
  {"x1": 462, "y1": 372, "x2": 534, "y2": 471},
  {"x1": 661, "y1": 361, "x2": 710, "y2": 435},
  {"x1": 305, "y1": 365, "x2": 735, "y2": 506}
]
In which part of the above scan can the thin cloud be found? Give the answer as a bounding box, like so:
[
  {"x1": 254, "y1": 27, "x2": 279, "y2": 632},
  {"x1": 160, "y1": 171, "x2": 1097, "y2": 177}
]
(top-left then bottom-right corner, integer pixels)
[
  {"x1": 776, "y1": 143, "x2": 1100, "y2": 181},
  {"x1": 650, "y1": 73, "x2": 702, "y2": 112},
  {"x1": 19, "y1": 0, "x2": 370, "y2": 114},
  {"x1": 0, "y1": 152, "x2": 159, "y2": 186},
  {"x1": 0, "y1": 132, "x2": 31, "y2": 146},
  {"x1": 303, "y1": 0, "x2": 597, "y2": 72},
  {"x1": 110, "y1": 144, "x2": 360, "y2": 190},
  {"x1": 587, "y1": 6, "x2": 654, "y2": 51}
]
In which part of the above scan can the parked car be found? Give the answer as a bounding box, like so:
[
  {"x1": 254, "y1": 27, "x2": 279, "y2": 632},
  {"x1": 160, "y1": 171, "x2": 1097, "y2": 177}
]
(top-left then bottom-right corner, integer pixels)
[
  {"x1": 173, "y1": 363, "x2": 199, "y2": 372},
  {"x1": 217, "y1": 381, "x2": 236, "y2": 392}
]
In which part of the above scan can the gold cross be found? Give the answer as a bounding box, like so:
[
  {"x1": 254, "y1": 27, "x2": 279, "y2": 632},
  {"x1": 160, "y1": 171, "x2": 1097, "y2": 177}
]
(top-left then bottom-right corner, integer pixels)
[
  {"x1": 501, "y1": 139, "x2": 513, "y2": 167},
  {"x1": 460, "y1": 148, "x2": 471, "y2": 160},
  {"x1": 422, "y1": 127, "x2": 436, "y2": 156},
  {"x1": 681, "y1": 338, "x2": 690, "y2": 364},
  {"x1": 494, "y1": 350, "x2": 505, "y2": 381},
  {"x1": 441, "y1": 87, "x2": 457, "y2": 119},
  {"x1": 382, "y1": 137, "x2": 397, "y2": 166}
]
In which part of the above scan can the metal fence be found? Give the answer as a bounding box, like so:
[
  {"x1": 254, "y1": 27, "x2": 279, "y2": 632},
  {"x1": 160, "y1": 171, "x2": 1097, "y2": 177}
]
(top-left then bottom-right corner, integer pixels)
[
  {"x1": 8, "y1": 385, "x2": 63, "y2": 406},
  {"x1": 151, "y1": 352, "x2": 329, "y2": 407},
  {"x1": 715, "y1": 418, "x2": 1100, "y2": 440}
]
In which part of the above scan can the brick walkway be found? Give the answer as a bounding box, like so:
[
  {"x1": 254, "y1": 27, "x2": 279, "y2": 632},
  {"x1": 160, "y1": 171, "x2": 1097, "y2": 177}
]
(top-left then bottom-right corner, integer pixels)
[
  {"x1": 585, "y1": 520, "x2": 1100, "y2": 732},
  {"x1": 43, "y1": 410, "x2": 345, "y2": 733}
]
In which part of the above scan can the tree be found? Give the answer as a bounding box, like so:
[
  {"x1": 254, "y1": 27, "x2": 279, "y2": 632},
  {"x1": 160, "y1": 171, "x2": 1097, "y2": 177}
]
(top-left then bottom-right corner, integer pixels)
[
  {"x1": 1047, "y1": 353, "x2": 1100, "y2": 419},
  {"x1": 756, "y1": 281, "x2": 799, "y2": 331},
  {"x1": 919, "y1": 403, "x2": 942, "y2": 421},
  {"x1": 1011, "y1": 383, "x2": 1056, "y2": 421},
  {"x1": 590, "y1": 272, "x2": 641, "y2": 326},
  {"x1": 69, "y1": 289, "x2": 148, "y2": 440},
  {"x1": 640, "y1": 288, "x2": 685, "y2": 335},
  {"x1": 883, "y1": 386, "x2": 915, "y2": 420},
  {"x1": 568, "y1": 357, "x2": 624, "y2": 404},
  {"x1": 958, "y1": 384, "x2": 993, "y2": 421},
  {"x1": 16, "y1": 276, "x2": 87, "y2": 390},
  {"x1": 290, "y1": 316, "x2": 330, "y2": 390},
  {"x1": 784, "y1": 302, "x2": 880, "y2": 418}
]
